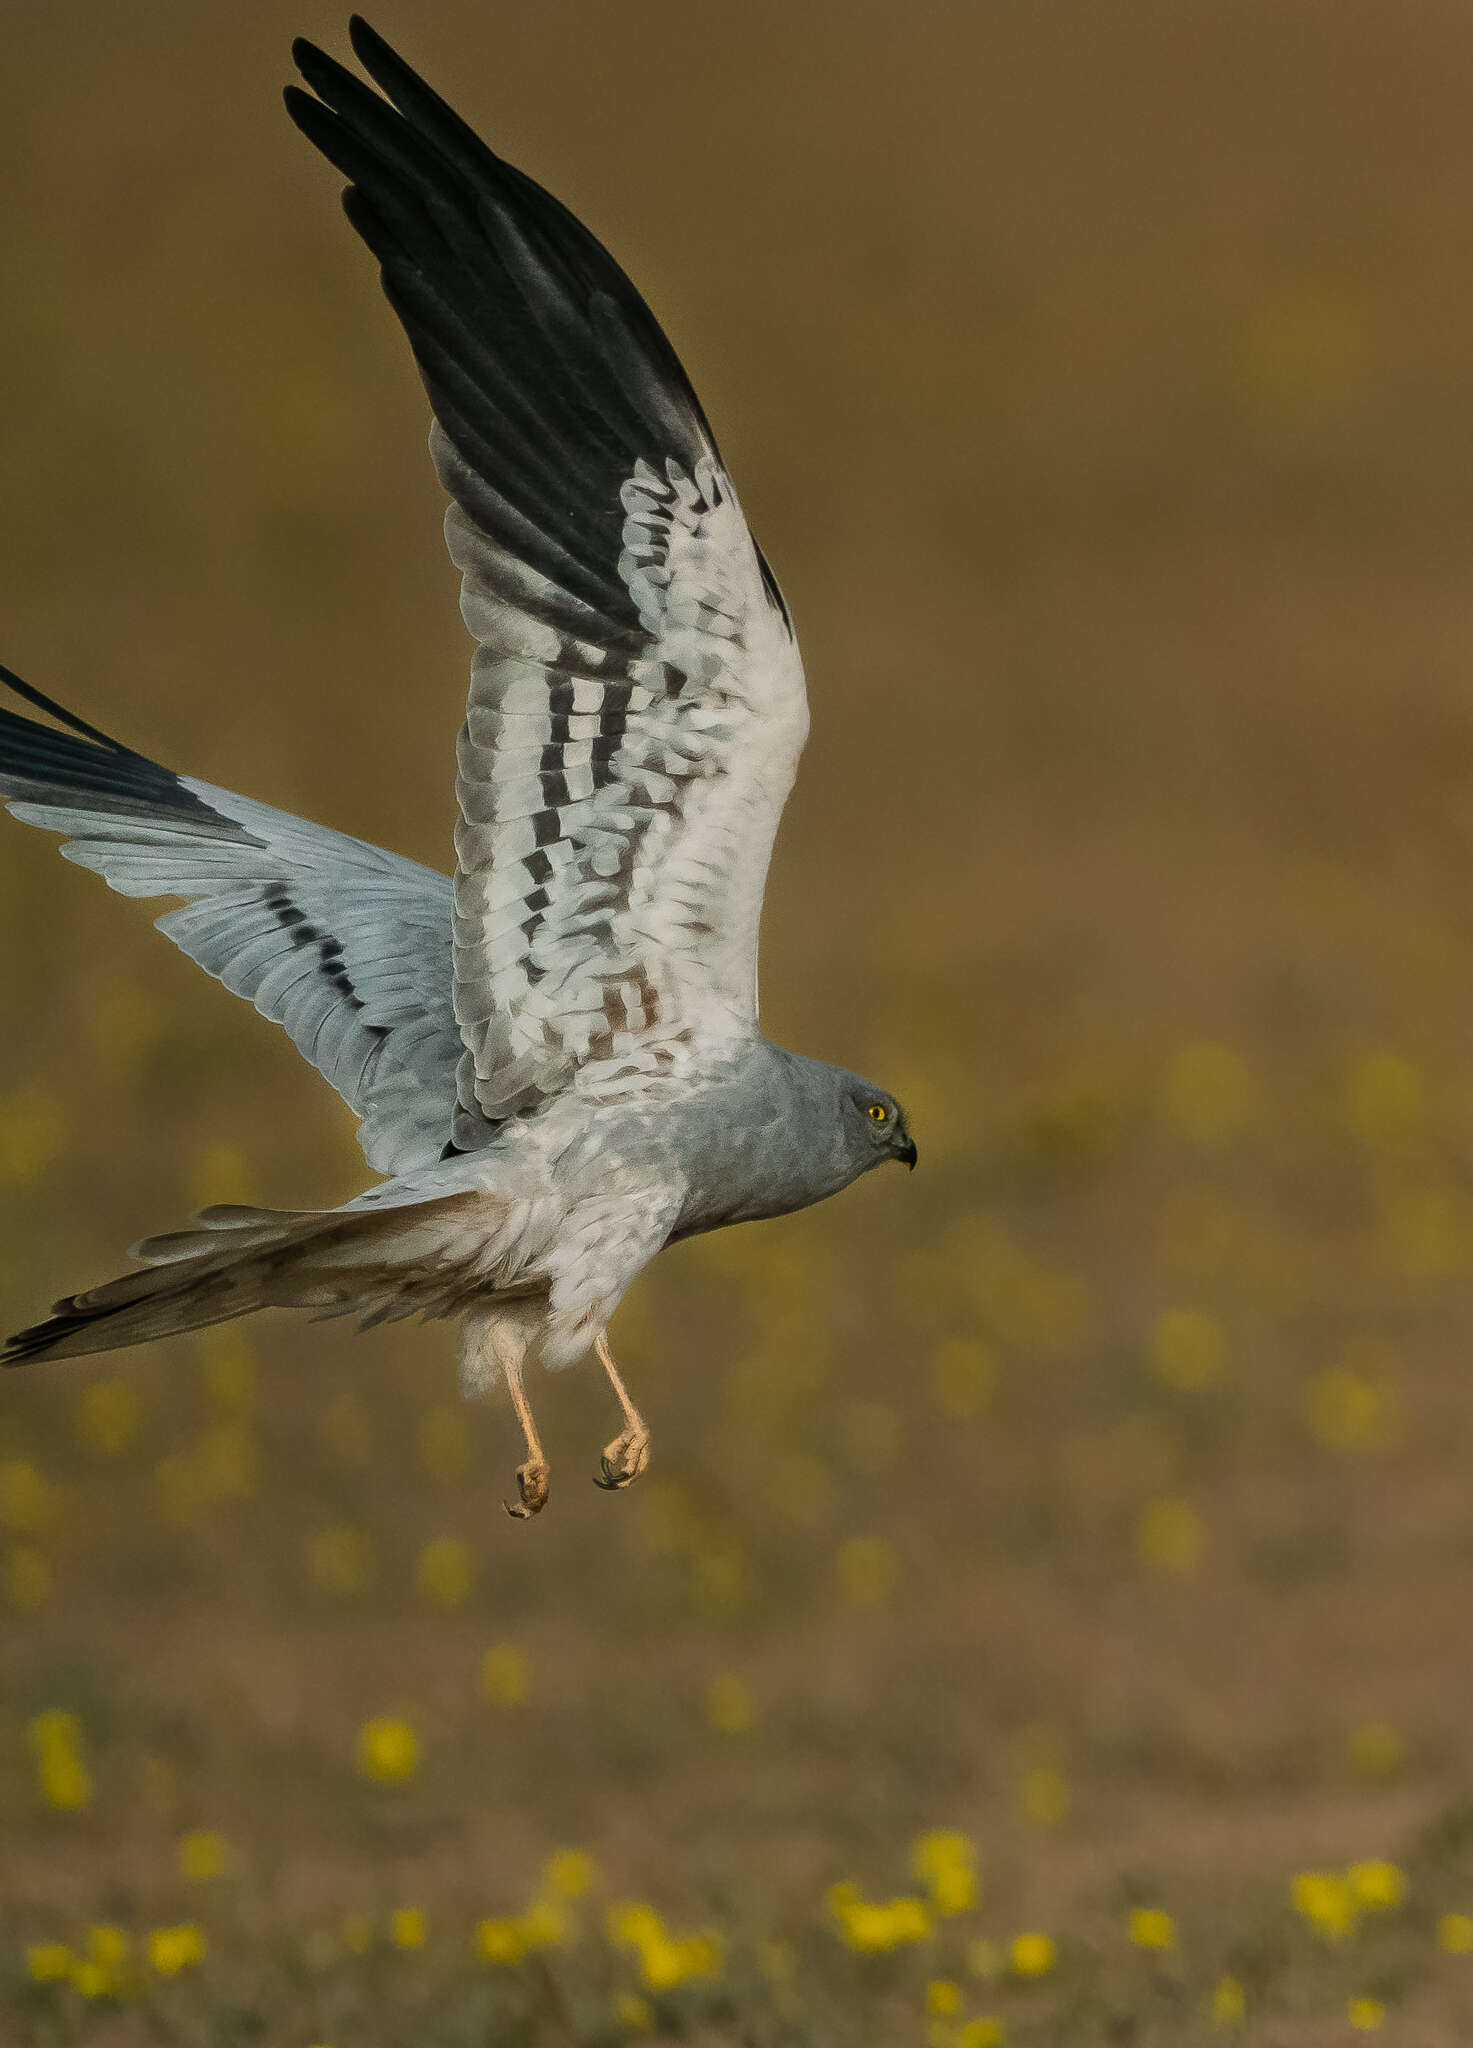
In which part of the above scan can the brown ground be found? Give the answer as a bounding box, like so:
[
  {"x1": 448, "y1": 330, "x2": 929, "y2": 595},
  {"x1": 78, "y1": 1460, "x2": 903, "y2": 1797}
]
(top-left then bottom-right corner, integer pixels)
[{"x1": 5, "y1": 2, "x2": 1473, "y2": 2041}]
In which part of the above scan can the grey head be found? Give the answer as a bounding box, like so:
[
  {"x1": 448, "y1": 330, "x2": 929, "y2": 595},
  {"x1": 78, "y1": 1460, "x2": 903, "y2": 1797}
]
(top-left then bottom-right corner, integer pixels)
[{"x1": 663, "y1": 1043, "x2": 917, "y2": 1244}]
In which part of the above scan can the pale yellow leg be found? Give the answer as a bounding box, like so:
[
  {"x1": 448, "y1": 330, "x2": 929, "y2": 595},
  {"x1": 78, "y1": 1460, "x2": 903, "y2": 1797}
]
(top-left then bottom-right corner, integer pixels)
[
  {"x1": 501, "y1": 1346, "x2": 550, "y2": 1520},
  {"x1": 593, "y1": 1330, "x2": 650, "y2": 1491}
]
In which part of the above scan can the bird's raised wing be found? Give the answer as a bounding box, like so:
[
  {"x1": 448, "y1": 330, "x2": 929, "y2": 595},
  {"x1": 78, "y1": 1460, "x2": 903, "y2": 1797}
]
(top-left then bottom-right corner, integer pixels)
[
  {"x1": 287, "y1": 18, "x2": 809, "y2": 1122},
  {"x1": 0, "y1": 669, "x2": 460, "y2": 1174}
]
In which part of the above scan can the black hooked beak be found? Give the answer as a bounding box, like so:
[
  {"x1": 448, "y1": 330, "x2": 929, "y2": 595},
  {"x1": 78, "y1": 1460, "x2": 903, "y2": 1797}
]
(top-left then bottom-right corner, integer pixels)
[{"x1": 896, "y1": 1134, "x2": 918, "y2": 1171}]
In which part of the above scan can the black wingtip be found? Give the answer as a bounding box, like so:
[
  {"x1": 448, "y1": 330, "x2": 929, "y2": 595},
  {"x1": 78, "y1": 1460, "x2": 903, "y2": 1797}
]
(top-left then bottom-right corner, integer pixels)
[{"x1": 0, "y1": 662, "x2": 136, "y2": 757}]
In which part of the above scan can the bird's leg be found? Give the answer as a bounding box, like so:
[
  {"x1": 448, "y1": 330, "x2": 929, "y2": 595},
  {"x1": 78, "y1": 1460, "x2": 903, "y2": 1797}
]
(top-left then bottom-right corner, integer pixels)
[
  {"x1": 501, "y1": 1345, "x2": 550, "y2": 1520},
  {"x1": 592, "y1": 1330, "x2": 651, "y2": 1491}
]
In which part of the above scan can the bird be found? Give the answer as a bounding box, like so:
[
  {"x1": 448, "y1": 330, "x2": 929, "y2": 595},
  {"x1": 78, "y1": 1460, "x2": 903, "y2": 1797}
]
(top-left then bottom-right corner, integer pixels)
[{"x1": 0, "y1": 16, "x2": 916, "y2": 1517}]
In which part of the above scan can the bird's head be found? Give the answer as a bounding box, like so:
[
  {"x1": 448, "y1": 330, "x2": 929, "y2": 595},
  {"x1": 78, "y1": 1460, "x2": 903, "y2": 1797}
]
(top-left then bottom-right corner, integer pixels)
[{"x1": 843, "y1": 1080, "x2": 918, "y2": 1173}]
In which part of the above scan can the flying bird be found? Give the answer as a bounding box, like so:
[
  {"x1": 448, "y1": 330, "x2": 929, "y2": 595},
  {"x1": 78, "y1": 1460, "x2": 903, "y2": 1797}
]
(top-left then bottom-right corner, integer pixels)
[{"x1": 0, "y1": 17, "x2": 916, "y2": 1516}]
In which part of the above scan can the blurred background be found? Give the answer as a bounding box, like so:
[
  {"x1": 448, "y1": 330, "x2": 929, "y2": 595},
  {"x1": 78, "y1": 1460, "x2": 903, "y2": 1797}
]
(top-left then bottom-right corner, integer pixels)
[{"x1": 5, "y1": 0, "x2": 1473, "y2": 2040}]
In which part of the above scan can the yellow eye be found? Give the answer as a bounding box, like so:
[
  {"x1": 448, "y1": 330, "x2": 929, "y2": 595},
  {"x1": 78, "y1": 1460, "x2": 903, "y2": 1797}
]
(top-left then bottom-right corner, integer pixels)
[{"x1": 867, "y1": 1103, "x2": 889, "y2": 1123}]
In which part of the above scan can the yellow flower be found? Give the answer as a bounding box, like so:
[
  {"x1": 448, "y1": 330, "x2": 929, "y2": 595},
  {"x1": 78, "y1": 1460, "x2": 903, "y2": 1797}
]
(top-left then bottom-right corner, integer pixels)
[
  {"x1": 1438, "y1": 1912, "x2": 1473, "y2": 1954},
  {"x1": 1011, "y1": 1933, "x2": 1055, "y2": 1977},
  {"x1": 1291, "y1": 1870, "x2": 1356, "y2": 1939},
  {"x1": 1348, "y1": 1723, "x2": 1404, "y2": 1779},
  {"x1": 26, "y1": 1942, "x2": 74, "y2": 1983},
  {"x1": 518, "y1": 1897, "x2": 568, "y2": 1950},
  {"x1": 613, "y1": 1992, "x2": 655, "y2": 2031},
  {"x1": 1135, "y1": 1497, "x2": 1203, "y2": 1575},
  {"x1": 912, "y1": 1829, "x2": 978, "y2": 1914},
  {"x1": 475, "y1": 1917, "x2": 526, "y2": 1965},
  {"x1": 78, "y1": 1378, "x2": 140, "y2": 1457},
  {"x1": 341, "y1": 1914, "x2": 373, "y2": 1954},
  {"x1": 1020, "y1": 1766, "x2": 1071, "y2": 1827},
  {"x1": 73, "y1": 1961, "x2": 111, "y2": 1999},
  {"x1": 27, "y1": 1708, "x2": 92, "y2": 1812},
  {"x1": 1128, "y1": 1908, "x2": 1175, "y2": 1950},
  {"x1": 926, "y1": 1978, "x2": 963, "y2": 2015},
  {"x1": 357, "y1": 1716, "x2": 419, "y2": 1784},
  {"x1": 4, "y1": 1542, "x2": 51, "y2": 1613},
  {"x1": 0, "y1": 1085, "x2": 65, "y2": 1181},
  {"x1": 705, "y1": 1672, "x2": 754, "y2": 1735},
  {"x1": 544, "y1": 1848, "x2": 595, "y2": 1899},
  {"x1": 148, "y1": 1924, "x2": 205, "y2": 1975},
  {"x1": 0, "y1": 1458, "x2": 52, "y2": 1534},
  {"x1": 1347, "y1": 1996, "x2": 1385, "y2": 2031},
  {"x1": 481, "y1": 1643, "x2": 530, "y2": 1708},
  {"x1": 310, "y1": 1524, "x2": 374, "y2": 1597},
  {"x1": 415, "y1": 1535, "x2": 473, "y2": 1607},
  {"x1": 391, "y1": 1908, "x2": 426, "y2": 1950},
  {"x1": 1211, "y1": 1976, "x2": 1246, "y2": 2027},
  {"x1": 88, "y1": 1925, "x2": 129, "y2": 1970},
  {"x1": 836, "y1": 1535, "x2": 897, "y2": 1607},
  {"x1": 607, "y1": 1901, "x2": 721, "y2": 1984},
  {"x1": 929, "y1": 1338, "x2": 996, "y2": 1420},
  {"x1": 827, "y1": 1883, "x2": 932, "y2": 1952},
  {"x1": 179, "y1": 1829, "x2": 230, "y2": 1881},
  {"x1": 1305, "y1": 1365, "x2": 1400, "y2": 1455},
  {"x1": 1151, "y1": 1309, "x2": 1227, "y2": 1392},
  {"x1": 958, "y1": 2023, "x2": 1004, "y2": 2048},
  {"x1": 1348, "y1": 1861, "x2": 1404, "y2": 1910}
]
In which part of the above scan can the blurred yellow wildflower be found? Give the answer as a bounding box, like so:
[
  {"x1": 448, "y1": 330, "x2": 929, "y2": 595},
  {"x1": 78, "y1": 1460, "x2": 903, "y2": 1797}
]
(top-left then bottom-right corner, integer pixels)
[
  {"x1": 518, "y1": 1897, "x2": 568, "y2": 1949},
  {"x1": 310, "y1": 1523, "x2": 373, "y2": 1597},
  {"x1": 608, "y1": 1901, "x2": 722, "y2": 1985},
  {"x1": 1346, "y1": 1052, "x2": 1422, "y2": 1146},
  {"x1": 200, "y1": 1326, "x2": 255, "y2": 1413},
  {"x1": 391, "y1": 1908, "x2": 426, "y2": 1950},
  {"x1": 26, "y1": 1942, "x2": 74, "y2": 1982},
  {"x1": 416, "y1": 1535, "x2": 473, "y2": 1607},
  {"x1": 1151, "y1": 1309, "x2": 1226, "y2": 1392},
  {"x1": 827, "y1": 1882, "x2": 931, "y2": 1952},
  {"x1": 1305, "y1": 1363, "x2": 1401, "y2": 1455},
  {"x1": 4, "y1": 1542, "x2": 51, "y2": 1612},
  {"x1": 1291, "y1": 1870, "x2": 1356, "y2": 1939},
  {"x1": 1347, "y1": 1996, "x2": 1385, "y2": 2031},
  {"x1": 1020, "y1": 1765, "x2": 1071, "y2": 1827},
  {"x1": 929, "y1": 1338, "x2": 996, "y2": 1420},
  {"x1": 1211, "y1": 1976, "x2": 1246, "y2": 2026},
  {"x1": 179, "y1": 1829, "x2": 230, "y2": 1880},
  {"x1": 1011, "y1": 1933, "x2": 1055, "y2": 1977},
  {"x1": 613, "y1": 1992, "x2": 655, "y2": 2032},
  {"x1": 837, "y1": 1535, "x2": 897, "y2": 1607},
  {"x1": 1438, "y1": 1912, "x2": 1473, "y2": 1954},
  {"x1": 1348, "y1": 1860, "x2": 1404, "y2": 1910},
  {"x1": 358, "y1": 1716, "x2": 419, "y2": 1784},
  {"x1": 418, "y1": 1404, "x2": 472, "y2": 1485},
  {"x1": 28, "y1": 1708, "x2": 92, "y2": 1811},
  {"x1": 475, "y1": 1917, "x2": 526, "y2": 1964},
  {"x1": 544, "y1": 1848, "x2": 595, "y2": 1898},
  {"x1": 0, "y1": 1457, "x2": 52, "y2": 1533},
  {"x1": 73, "y1": 1961, "x2": 112, "y2": 1999},
  {"x1": 1349, "y1": 1723, "x2": 1404, "y2": 1779},
  {"x1": 0, "y1": 1085, "x2": 65, "y2": 1181},
  {"x1": 912, "y1": 1829, "x2": 977, "y2": 1914},
  {"x1": 78, "y1": 1378, "x2": 140, "y2": 1456},
  {"x1": 341, "y1": 1914, "x2": 374, "y2": 1954},
  {"x1": 88, "y1": 1926, "x2": 129, "y2": 1971},
  {"x1": 926, "y1": 1978, "x2": 963, "y2": 2016},
  {"x1": 1135, "y1": 1496, "x2": 1202, "y2": 1574},
  {"x1": 482, "y1": 1642, "x2": 530, "y2": 1708},
  {"x1": 958, "y1": 2022, "x2": 1004, "y2": 2048},
  {"x1": 148, "y1": 1924, "x2": 205, "y2": 1975},
  {"x1": 1128, "y1": 1908, "x2": 1175, "y2": 1950},
  {"x1": 1161, "y1": 1043, "x2": 1255, "y2": 1148},
  {"x1": 706, "y1": 1671, "x2": 754, "y2": 1735}
]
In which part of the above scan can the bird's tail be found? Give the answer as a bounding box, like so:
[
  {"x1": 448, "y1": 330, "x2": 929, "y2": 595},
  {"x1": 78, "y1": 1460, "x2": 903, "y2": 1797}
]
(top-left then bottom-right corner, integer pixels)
[{"x1": 1, "y1": 1188, "x2": 534, "y2": 1366}]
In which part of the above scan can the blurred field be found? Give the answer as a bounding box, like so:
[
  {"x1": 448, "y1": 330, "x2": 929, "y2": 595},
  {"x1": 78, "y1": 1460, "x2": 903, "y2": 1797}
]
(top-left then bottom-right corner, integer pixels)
[{"x1": 8, "y1": 0, "x2": 1473, "y2": 2040}]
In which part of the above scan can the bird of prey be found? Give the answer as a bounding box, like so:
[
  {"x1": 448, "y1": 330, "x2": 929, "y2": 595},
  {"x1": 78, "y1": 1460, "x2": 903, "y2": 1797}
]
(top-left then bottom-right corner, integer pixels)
[{"x1": 0, "y1": 17, "x2": 916, "y2": 1516}]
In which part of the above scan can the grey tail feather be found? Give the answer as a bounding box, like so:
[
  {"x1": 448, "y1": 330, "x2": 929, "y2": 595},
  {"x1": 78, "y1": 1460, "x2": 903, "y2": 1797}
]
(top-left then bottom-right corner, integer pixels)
[{"x1": 0, "y1": 1195, "x2": 496, "y2": 1367}]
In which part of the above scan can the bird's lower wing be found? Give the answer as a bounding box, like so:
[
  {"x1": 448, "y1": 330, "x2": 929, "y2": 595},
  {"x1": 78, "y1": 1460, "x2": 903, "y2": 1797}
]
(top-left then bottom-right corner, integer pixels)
[{"x1": 0, "y1": 666, "x2": 461, "y2": 1174}]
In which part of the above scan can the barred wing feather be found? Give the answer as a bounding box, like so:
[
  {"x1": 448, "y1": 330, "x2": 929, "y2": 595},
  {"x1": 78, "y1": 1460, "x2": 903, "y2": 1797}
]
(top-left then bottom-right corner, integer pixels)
[
  {"x1": 0, "y1": 671, "x2": 459, "y2": 1175},
  {"x1": 287, "y1": 19, "x2": 809, "y2": 1122}
]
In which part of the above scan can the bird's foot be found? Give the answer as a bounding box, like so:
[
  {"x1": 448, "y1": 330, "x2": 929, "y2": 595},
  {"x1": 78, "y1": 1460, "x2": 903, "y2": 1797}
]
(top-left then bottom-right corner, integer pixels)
[
  {"x1": 594, "y1": 1425, "x2": 650, "y2": 1491},
  {"x1": 503, "y1": 1458, "x2": 550, "y2": 1519}
]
